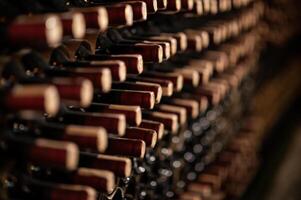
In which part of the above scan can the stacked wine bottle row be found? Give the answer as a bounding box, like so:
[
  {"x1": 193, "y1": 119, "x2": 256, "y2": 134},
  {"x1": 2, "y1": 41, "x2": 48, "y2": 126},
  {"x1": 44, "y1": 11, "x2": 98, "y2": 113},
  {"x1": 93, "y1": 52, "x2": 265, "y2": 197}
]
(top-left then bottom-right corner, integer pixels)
[{"x1": 0, "y1": 0, "x2": 265, "y2": 200}]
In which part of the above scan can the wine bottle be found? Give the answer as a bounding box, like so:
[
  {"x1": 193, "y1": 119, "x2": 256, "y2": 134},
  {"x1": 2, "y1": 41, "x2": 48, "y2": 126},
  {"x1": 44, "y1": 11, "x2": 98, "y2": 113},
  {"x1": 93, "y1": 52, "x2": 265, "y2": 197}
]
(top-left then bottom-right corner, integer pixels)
[
  {"x1": 124, "y1": 33, "x2": 177, "y2": 56},
  {"x1": 203, "y1": 51, "x2": 229, "y2": 73},
  {"x1": 161, "y1": 32, "x2": 188, "y2": 52},
  {"x1": 86, "y1": 103, "x2": 142, "y2": 126},
  {"x1": 19, "y1": 49, "x2": 112, "y2": 92},
  {"x1": 0, "y1": 84, "x2": 60, "y2": 115},
  {"x1": 73, "y1": 6, "x2": 108, "y2": 31},
  {"x1": 124, "y1": 127, "x2": 157, "y2": 148},
  {"x1": 139, "y1": 119, "x2": 164, "y2": 140},
  {"x1": 191, "y1": 85, "x2": 221, "y2": 106},
  {"x1": 143, "y1": 111, "x2": 179, "y2": 134},
  {"x1": 21, "y1": 177, "x2": 97, "y2": 200},
  {"x1": 119, "y1": 1, "x2": 147, "y2": 22},
  {"x1": 156, "y1": 104, "x2": 187, "y2": 125},
  {"x1": 35, "y1": 168, "x2": 116, "y2": 194},
  {"x1": 105, "y1": 4, "x2": 134, "y2": 26},
  {"x1": 152, "y1": 66, "x2": 200, "y2": 88},
  {"x1": 106, "y1": 137, "x2": 146, "y2": 158},
  {"x1": 12, "y1": 119, "x2": 108, "y2": 152},
  {"x1": 85, "y1": 54, "x2": 143, "y2": 74},
  {"x1": 185, "y1": 32, "x2": 202, "y2": 52},
  {"x1": 59, "y1": 60, "x2": 127, "y2": 81},
  {"x1": 141, "y1": 71, "x2": 184, "y2": 92},
  {"x1": 94, "y1": 89, "x2": 156, "y2": 109},
  {"x1": 54, "y1": 109, "x2": 126, "y2": 136},
  {"x1": 73, "y1": 168, "x2": 115, "y2": 194},
  {"x1": 91, "y1": 0, "x2": 158, "y2": 14},
  {"x1": 1, "y1": 14, "x2": 63, "y2": 48},
  {"x1": 172, "y1": 97, "x2": 200, "y2": 118},
  {"x1": 127, "y1": 75, "x2": 173, "y2": 96},
  {"x1": 3, "y1": 134, "x2": 79, "y2": 170},
  {"x1": 108, "y1": 43, "x2": 164, "y2": 63},
  {"x1": 112, "y1": 81, "x2": 162, "y2": 103},
  {"x1": 51, "y1": 77, "x2": 93, "y2": 108},
  {"x1": 80, "y1": 153, "x2": 132, "y2": 177},
  {"x1": 59, "y1": 11, "x2": 86, "y2": 39},
  {"x1": 45, "y1": 67, "x2": 112, "y2": 92}
]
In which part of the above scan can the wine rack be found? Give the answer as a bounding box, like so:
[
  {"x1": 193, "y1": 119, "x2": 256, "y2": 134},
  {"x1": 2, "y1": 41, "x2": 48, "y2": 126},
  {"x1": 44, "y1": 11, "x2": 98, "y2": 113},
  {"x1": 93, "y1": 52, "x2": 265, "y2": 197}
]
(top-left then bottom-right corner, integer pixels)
[{"x1": 0, "y1": 0, "x2": 300, "y2": 200}]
